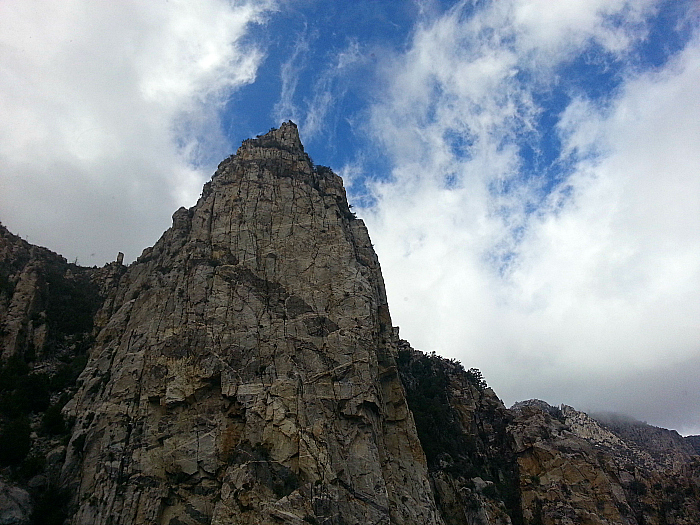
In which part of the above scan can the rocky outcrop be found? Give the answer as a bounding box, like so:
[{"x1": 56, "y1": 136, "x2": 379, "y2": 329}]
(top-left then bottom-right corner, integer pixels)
[
  {"x1": 59, "y1": 122, "x2": 441, "y2": 525},
  {"x1": 509, "y1": 401, "x2": 636, "y2": 524},
  {"x1": 0, "y1": 225, "x2": 109, "y2": 363},
  {"x1": 396, "y1": 343, "x2": 518, "y2": 525},
  {"x1": 0, "y1": 224, "x2": 120, "y2": 524},
  {"x1": 510, "y1": 401, "x2": 700, "y2": 525}
]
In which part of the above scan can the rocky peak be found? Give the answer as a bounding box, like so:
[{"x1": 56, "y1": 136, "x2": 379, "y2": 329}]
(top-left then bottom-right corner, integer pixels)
[
  {"x1": 52, "y1": 123, "x2": 440, "y2": 525},
  {"x1": 244, "y1": 121, "x2": 305, "y2": 153},
  {"x1": 236, "y1": 121, "x2": 307, "y2": 166},
  {"x1": 511, "y1": 399, "x2": 562, "y2": 418}
]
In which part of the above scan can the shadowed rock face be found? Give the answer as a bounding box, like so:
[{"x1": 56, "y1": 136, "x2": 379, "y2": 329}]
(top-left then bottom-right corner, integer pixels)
[
  {"x1": 396, "y1": 347, "x2": 700, "y2": 525},
  {"x1": 60, "y1": 122, "x2": 441, "y2": 525},
  {"x1": 0, "y1": 225, "x2": 106, "y2": 364},
  {"x1": 396, "y1": 343, "x2": 519, "y2": 525}
]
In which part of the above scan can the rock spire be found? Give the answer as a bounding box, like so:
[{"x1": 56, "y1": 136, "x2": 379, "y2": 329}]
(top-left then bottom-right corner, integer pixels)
[{"x1": 61, "y1": 122, "x2": 442, "y2": 524}]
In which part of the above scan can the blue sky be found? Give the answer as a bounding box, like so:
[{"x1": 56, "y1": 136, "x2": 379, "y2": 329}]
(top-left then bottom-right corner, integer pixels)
[{"x1": 1, "y1": 0, "x2": 699, "y2": 434}]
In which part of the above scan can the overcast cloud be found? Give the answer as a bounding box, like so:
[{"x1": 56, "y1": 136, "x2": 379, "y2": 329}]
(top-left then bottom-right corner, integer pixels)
[
  {"x1": 0, "y1": 0, "x2": 275, "y2": 264},
  {"x1": 359, "y1": 0, "x2": 700, "y2": 434}
]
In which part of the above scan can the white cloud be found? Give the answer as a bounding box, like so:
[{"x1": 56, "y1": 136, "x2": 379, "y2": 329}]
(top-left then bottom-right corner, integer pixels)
[
  {"x1": 273, "y1": 32, "x2": 312, "y2": 125},
  {"x1": 273, "y1": 35, "x2": 367, "y2": 143},
  {"x1": 512, "y1": 0, "x2": 657, "y2": 57},
  {"x1": 301, "y1": 40, "x2": 366, "y2": 140},
  {"x1": 359, "y1": 0, "x2": 700, "y2": 433},
  {"x1": 0, "y1": 0, "x2": 275, "y2": 264}
]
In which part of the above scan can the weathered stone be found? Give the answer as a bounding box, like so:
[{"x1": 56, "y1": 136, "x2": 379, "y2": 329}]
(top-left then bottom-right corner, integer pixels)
[
  {"x1": 510, "y1": 401, "x2": 700, "y2": 525},
  {"x1": 0, "y1": 481, "x2": 31, "y2": 525},
  {"x1": 61, "y1": 122, "x2": 442, "y2": 525}
]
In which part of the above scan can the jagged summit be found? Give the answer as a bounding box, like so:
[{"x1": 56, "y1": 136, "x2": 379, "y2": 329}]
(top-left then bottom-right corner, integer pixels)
[
  {"x1": 243, "y1": 120, "x2": 305, "y2": 154},
  {"x1": 233, "y1": 121, "x2": 309, "y2": 168},
  {"x1": 52, "y1": 123, "x2": 440, "y2": 525}
]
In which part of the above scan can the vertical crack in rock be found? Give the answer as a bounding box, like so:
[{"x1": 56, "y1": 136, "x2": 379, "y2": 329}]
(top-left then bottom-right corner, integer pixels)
[{"x1": 61, "y1": 122, "x2": 443, "y2": 525}]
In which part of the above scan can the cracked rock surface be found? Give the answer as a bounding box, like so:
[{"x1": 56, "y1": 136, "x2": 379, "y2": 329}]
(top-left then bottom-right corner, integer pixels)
[{"x1": 61, "y1": 122, "x2": 441, "y2": 525}]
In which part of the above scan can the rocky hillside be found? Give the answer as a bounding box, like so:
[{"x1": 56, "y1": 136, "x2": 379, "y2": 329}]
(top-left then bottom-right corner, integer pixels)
[
  {"x1": 0, "y1": 224, "x2": 125, "y2": 524},
  {"x1": 510, "y1": 402, "x2": 700, "y2": 525},
  {"x1": 1, "y1": 122, "x2": 698, "y2": 525},
  {"x1": 686, "y1": 435, "x2": 700, "y2": 455}
]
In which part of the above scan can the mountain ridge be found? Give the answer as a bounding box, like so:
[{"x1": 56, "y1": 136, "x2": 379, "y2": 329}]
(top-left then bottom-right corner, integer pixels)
[{"x1": 1, "y1": 122, "x2": 698, "y2": 525}]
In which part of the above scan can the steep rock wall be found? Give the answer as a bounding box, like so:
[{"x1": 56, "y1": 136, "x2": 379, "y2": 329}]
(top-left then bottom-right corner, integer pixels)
[
  {"x1": 61, "y1": 122, "x2": 441, "y2": 525},
  {"x1": 0, "y1": 224, "x2": 119, "y2": 524},
  {"x1": 396, "y1": 343, "x2": 519, "y2": 525}
]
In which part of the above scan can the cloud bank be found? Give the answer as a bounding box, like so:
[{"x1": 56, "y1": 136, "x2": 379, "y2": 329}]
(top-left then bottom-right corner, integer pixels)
[
  {"x1": 358, "y1": 0, "x2": 700, "y2": 434},
  {"x1": 0, "y1": 0, "x2": 275, "y2": 265}
]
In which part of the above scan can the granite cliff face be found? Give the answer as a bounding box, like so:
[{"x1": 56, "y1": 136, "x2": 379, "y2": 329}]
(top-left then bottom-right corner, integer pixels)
[
  {"x1": 61, "y1": 122, "x2": 439, "y2": 525},
  {"x1": 1, "y1": 122, "x2": 699, "y2": 525}
]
